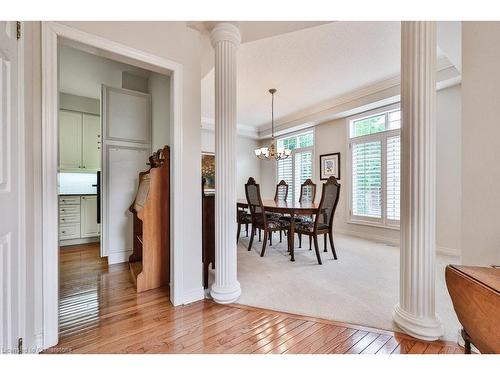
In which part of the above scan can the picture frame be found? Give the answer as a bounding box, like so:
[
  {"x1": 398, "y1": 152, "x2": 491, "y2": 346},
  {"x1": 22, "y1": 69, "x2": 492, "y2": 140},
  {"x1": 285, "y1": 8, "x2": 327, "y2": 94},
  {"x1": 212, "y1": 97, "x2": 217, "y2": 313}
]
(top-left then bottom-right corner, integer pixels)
[
  {"x1": 201, "y1": 152, "x2": 215, "y2": 193},
  {"x1": 320, "y1": 152, "x2": 341, "y2": 180}
]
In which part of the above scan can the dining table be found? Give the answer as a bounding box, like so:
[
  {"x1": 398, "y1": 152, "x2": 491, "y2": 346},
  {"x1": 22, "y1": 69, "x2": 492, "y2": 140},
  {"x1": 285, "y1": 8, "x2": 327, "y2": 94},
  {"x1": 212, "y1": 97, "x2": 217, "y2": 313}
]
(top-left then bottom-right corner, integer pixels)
[{"x1": 237, "y1": 198, "x2": 321, "y2": 262}]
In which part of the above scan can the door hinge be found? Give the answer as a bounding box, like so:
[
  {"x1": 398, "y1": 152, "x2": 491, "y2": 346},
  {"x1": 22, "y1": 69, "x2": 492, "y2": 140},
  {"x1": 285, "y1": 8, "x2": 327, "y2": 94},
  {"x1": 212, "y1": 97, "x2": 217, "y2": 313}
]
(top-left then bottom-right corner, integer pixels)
[
  {"x1": 18, "y1": 337, "x2": 23, "y2": 354},
  {"x1": 16, "y1": 21, "x2": 21, "y2": 40}
]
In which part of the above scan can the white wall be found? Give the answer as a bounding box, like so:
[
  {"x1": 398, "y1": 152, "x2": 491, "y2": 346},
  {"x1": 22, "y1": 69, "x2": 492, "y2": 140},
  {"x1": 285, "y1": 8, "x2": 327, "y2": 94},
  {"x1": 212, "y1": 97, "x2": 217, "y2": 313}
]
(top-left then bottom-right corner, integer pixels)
[
  {"x1": 59, "y1": 44, "x2": 149, "y2": 99},
  {"x1": 462, "y1": 22, "x2": 500, "y2": 266},
  {"x1": 60, "y1": 93, "x2": 100, "y2": 115},
  {"x1": 259, "y1": 85, "x2": 462, "y2": 253},
  {"x1": 23, "y1": 21, "x2": 203, "y2": 350},
  {"x1": 436, "y1": 84, "x2": 462, "y2": 255},
  {"x1": 149, "y1": 72, "x2": 171, "y2": 149},
  {"x1": 61, "y1": 45, "x2": 171, "y2": 151},
  {"x1": 201, "y1": 129, "x2": 261, "y2": 198}
]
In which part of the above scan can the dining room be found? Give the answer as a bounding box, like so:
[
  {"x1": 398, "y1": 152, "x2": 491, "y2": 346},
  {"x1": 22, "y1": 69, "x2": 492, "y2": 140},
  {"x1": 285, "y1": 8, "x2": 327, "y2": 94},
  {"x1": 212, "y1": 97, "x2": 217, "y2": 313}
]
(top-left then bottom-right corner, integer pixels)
[{"x1": 200, "y1": 21, "x2": 464, "y2": 342}]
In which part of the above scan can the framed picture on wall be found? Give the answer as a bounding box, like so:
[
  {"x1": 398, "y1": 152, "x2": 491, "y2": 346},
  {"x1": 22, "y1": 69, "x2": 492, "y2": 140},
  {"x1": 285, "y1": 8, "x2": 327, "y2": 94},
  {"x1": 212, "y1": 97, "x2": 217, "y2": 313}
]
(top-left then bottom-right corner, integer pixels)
[
  {"x1": 320, "y1": 152, "x2": 341, "y2": 180},
  {"x1": 201, "y1": 152, "x2": 215, "y2": 193}
]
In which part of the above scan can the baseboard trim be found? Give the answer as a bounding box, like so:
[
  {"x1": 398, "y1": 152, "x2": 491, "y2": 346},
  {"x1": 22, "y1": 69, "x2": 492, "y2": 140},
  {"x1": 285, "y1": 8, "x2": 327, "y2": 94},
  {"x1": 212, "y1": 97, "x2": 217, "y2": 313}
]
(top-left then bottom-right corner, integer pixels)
[
  {"x1": 107, "y1": 251, "x2": 132, "y2": 265},
  {"x1": 336, "y1": 229, "x2": 461, "y2": 257},
  {"x1": 34, "y1": 333, "x2": 44, "y2": 353},
  {"x1": 436, "y1": 246, "x2": 461, "y2": 257},
  {"x1": 335, "y1": 228, "x2": 399, "y2": 246},
  {"x1": 183, "y1": 287, "x2": 205, "y2": 305},
  {"x1": 59, "y1": 237, "x2": 99, "y2": 247}
]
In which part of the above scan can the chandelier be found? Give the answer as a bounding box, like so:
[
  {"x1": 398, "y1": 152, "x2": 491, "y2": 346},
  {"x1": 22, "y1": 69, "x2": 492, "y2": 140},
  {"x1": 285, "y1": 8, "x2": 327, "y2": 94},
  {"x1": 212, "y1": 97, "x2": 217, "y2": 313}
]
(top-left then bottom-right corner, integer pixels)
[{"x1": 254, "y1": 88, "x2": 291, "y2": 161}]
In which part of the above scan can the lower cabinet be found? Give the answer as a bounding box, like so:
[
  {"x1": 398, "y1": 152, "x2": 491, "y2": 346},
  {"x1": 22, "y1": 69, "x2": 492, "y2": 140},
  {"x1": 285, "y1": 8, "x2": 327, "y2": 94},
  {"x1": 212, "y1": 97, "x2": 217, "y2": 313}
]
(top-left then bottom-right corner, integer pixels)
[
  {"x1": 81, "y1": 195, "x2": 100, "y2": 238},
  {"x1": 59, "y1": 195, "x2": 100, "y2": 243}
]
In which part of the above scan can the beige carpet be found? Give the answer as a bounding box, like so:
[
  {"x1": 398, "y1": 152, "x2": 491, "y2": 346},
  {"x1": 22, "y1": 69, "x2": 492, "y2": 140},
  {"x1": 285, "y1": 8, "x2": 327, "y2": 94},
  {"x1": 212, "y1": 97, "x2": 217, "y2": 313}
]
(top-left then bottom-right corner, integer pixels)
[{"x1": 230, "y1": 232, "x2": 461, "y2": 342}]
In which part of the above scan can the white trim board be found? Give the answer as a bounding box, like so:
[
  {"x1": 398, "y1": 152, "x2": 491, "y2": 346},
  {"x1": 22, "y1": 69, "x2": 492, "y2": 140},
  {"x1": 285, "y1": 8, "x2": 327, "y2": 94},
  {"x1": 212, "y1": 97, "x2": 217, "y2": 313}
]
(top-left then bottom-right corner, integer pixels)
[
  {"x1": 258, "y1": 61, "x2": 461, "y2": 140},
  {"x1": 40, "y1": 21, "x2": 185, "y2": 350},
  {"x1": 335, "y1": 228, "x2": 400, "y2": 247},
  {"x1": 59, "y1": 237, "x2": 99, "y2": 247},
  {"x1": 335, "y1": 229, "x2": 460, "y2": 257},
  {"x1": 201, "y1": 116, "x2": 259, "y2": 139}
]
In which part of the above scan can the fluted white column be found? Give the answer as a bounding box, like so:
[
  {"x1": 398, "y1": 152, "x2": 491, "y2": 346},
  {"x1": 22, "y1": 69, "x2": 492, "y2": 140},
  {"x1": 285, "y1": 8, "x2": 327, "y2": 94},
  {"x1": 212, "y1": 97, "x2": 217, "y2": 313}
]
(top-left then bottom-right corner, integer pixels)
[
  {"x1": 210, "y1": 23, "x2": 242, "y2": 304},
  {"x1": 393, "y1": 21, "x2": 444, "y2": 341}
]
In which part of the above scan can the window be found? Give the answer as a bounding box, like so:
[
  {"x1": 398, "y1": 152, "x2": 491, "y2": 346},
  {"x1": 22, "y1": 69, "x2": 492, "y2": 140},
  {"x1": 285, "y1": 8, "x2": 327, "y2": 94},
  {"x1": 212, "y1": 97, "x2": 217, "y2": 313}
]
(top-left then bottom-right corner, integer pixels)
[
  {"x1": 277, "y1": 130, "x2": 314, "y2": 202},
  {"x1": 348, "y1": 107, "x2": 400, "y2": 227}
]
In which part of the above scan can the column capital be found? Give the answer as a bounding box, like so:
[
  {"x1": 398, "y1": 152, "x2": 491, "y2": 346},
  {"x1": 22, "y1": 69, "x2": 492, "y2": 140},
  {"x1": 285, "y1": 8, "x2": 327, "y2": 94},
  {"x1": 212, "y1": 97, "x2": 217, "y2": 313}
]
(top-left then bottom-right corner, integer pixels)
[{"x1": 210, "y1": 22, "x2": 241, "y2": 47}]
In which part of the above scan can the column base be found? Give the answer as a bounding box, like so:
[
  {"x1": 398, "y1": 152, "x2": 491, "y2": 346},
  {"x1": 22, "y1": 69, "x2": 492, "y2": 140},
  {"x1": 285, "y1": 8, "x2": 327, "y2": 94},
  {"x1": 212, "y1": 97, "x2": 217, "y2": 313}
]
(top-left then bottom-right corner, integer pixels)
[
  {"x1": 393, "y1": 303, "x2": 444, "y2": 341},
  {"x1": 210, "y1": 281, "x2": 241, "y2": 304}
]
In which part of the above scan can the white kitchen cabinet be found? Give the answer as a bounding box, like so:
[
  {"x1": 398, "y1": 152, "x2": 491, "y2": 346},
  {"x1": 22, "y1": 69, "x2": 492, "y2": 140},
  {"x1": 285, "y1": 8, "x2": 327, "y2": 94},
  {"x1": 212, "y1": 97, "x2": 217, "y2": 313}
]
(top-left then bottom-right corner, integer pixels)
[
  {"x1": 82, "y1": 114, "x2": 101, "y2": 171},
  {"x1": 59, "y1": 223, "x2": 81, "y2": 240},
  {"x1": 59, "y1": 110, "x2": 101, "y2": 172},
  {"x1": 59, "y1": 194, "x2": 99, "y2": 243},
  {"x1": 81, "y1": 195, "x2": 100, "y2": 238},
  {"x1": 59, "y1": 110, "x2": 83, "y2": 171}
]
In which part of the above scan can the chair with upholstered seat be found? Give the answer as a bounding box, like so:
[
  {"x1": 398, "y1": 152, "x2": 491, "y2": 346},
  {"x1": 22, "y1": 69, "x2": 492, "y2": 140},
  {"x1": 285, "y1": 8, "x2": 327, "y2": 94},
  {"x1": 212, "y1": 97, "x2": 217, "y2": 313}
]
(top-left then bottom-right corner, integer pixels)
[
  {"x1": 281, "y1": 179, "x2": 317, "y2": 250},
  {"x1": 294, "y1": 176, "x2": 340, "y2": 264},
  {"x1": 245, "y1": 177, "x2": 290, "y2": 257},
  {"x1": 237, "y1": 207, "x2": 251, "y2": 242},
  {"x1": 264, "y1": 179, "x2": 289, "y2": 245},
  {"x1": 274, "y1": 179, "x2": 289, "y2": 201}
]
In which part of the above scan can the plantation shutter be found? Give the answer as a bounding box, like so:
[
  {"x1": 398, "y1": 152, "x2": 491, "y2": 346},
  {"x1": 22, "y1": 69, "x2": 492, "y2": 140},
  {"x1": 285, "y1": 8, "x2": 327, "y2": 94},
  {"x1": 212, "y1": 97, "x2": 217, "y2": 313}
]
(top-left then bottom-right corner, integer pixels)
[
  {"x1": 351, "y1": 140, "x2": 382, "y2": 218},
  {"x1": 386, "y1": 135, "x2": 400, "y2": 221},
  {"x1": 277, "y1": 157, "x2": 293, "y2": 203},
  {"x1": 294, "y1": 151, "x2": 313, "y2": 202}
]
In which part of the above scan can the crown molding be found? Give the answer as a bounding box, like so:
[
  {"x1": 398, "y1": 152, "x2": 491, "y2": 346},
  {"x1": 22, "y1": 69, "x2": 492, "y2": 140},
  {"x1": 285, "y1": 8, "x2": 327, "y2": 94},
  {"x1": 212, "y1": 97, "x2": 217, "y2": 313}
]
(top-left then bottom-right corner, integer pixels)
[
  {"x1": 257, "y1": 57, "x2": 460, "y2": 139},
  {"x1": 201, "y1": 117, "x2": 259, "y2": 139}
]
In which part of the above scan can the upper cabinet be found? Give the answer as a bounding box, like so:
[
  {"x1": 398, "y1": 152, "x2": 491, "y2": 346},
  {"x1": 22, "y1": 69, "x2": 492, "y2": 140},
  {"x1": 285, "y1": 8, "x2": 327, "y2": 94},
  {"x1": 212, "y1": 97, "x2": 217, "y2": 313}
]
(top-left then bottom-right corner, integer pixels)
[
  {"x1": 59, "y1": 110, "x2": 83, "y2": 171},
  {"x1": 59, "y1": 110, "x2": 101, "y2": 172},
  {"x1": 82, "y1": 114, "x2": 101, "y2": 171}
]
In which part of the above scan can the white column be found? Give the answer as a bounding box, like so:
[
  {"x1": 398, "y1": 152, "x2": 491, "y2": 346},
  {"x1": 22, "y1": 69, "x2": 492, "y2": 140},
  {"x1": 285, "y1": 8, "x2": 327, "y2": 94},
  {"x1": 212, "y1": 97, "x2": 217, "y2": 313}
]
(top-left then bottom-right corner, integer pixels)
[
  {"x1": 393, "y1": 21, "x2": 444, "y2": 341},
  {"x1": 210, "y1": 23, "x2": 242, "y2": 304}
]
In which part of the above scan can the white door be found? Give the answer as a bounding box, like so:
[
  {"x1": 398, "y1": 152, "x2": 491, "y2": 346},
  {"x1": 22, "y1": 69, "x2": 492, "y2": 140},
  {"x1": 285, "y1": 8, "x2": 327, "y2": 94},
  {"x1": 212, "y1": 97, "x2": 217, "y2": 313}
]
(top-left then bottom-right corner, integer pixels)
[
  {"x1": 59, "y1": 110, "x2": 82, "y2": 171},
  {"x1": 82, "y1": 114, "x2": 101, "y2": 171},
  {"x1": 80, "y1": 195, "x2": 99, "y2": 237},
  {"x1": 101, "y1": 86, "x2": 151, "y2": 263},
  {"x1": 0, "y1": 21, "x2": 22, "y2": 353}
]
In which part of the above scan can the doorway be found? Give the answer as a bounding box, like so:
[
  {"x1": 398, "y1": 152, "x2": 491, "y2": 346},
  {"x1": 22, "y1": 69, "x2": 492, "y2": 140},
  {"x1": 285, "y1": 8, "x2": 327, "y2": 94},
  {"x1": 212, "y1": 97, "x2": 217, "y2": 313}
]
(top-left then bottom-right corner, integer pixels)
[{"x1": 41, "y1": 22, "x2": 184, "y2": 349}]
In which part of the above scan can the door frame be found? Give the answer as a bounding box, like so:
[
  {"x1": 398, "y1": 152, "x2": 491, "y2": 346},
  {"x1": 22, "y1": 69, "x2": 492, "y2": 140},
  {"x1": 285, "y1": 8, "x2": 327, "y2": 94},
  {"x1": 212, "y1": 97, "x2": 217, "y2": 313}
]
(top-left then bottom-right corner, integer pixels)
[{"x1": 41, "y1": 21, "x2": 185, "y2": 349}]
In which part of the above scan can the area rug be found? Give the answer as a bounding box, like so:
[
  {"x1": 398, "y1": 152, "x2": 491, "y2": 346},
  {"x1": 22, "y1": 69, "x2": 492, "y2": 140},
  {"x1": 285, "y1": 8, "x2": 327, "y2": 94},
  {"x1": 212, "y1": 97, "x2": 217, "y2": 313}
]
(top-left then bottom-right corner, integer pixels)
[{"x1": 230, "y1": 232, "x2": 461, "y2": 342}]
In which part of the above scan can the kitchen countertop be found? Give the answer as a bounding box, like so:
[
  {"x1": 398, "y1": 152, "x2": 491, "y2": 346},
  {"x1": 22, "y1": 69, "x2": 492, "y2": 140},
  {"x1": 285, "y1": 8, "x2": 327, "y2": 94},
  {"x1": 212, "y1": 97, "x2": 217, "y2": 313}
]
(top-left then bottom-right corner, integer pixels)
[{"x1": 59, "y1": 193, "x2": 97, "y2": 196}]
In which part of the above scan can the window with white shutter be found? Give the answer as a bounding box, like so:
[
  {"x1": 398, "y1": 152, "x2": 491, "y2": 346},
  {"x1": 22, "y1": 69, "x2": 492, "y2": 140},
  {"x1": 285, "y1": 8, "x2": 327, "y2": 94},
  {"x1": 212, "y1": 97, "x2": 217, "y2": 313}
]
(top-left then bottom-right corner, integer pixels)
[
  {"x1": 351, "y1": 140, "x2": 382, "y2": 218},
  {"x1": 294, "y1": 150, "x2": 313, "y2": 202},
  {"x1": 277, "y1": 157, "x2": 293, "y2": 202},
  {"x1": 348, "y1": 106, "x2": 400, "y2": 228},
  {"x1": 277, "y1": 130, "x2": 314, "y2": 202},
  {"x1": 386, "y1": 135, "x2": 400, "y2": 222}
]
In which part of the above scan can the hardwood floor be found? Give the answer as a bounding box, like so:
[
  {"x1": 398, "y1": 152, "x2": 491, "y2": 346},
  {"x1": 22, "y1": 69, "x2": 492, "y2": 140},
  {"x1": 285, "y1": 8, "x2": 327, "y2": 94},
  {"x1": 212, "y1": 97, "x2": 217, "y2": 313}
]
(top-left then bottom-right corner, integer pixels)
[{"x1": 47, "y1": 243, "x2": 464, "y2": 354}]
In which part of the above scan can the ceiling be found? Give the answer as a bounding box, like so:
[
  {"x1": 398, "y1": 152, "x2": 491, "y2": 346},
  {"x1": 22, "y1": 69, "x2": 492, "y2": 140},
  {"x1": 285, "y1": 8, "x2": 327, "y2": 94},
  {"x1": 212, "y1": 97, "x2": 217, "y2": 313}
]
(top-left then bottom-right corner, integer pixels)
[
  {"x1": 190, "y1": 21, "x2": 331, "y2": 44},
  {"x1": 201, "y1": 21, "x2": 459, "y2": 133}
]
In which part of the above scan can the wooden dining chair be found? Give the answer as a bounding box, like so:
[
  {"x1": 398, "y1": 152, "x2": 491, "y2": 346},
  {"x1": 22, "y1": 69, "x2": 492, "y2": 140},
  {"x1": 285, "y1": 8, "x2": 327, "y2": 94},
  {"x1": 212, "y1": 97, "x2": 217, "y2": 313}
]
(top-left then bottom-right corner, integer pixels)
[
  {"x1": 264, "y1": 179, "x2": 289, "y2": 245},
  {"x1": 245, "y1": 177, "x2": 290, "y2": 257},
  {"x1": 237, "y1": 207, "x2": 251, "y2": 242},
  {"x1": 294, "y1": 176, "x2": 340, "y2": 265},
  {"x1": 282, "y1": 179, "x2": 317, "y2": 250},
  {"x1": 274, "y1": 179, "x2": 289, "y2": 201},
  {"x1": 299, "y1": 178, "x2": 316, "y2": 202}
]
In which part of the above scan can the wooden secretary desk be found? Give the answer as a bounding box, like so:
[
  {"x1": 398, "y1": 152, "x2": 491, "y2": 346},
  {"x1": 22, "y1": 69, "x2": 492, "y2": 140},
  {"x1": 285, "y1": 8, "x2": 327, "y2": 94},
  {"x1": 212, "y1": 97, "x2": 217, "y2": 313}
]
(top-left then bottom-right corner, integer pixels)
[{"x1": 202, "y1": 178, "x2": 215, "y2": 289}]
